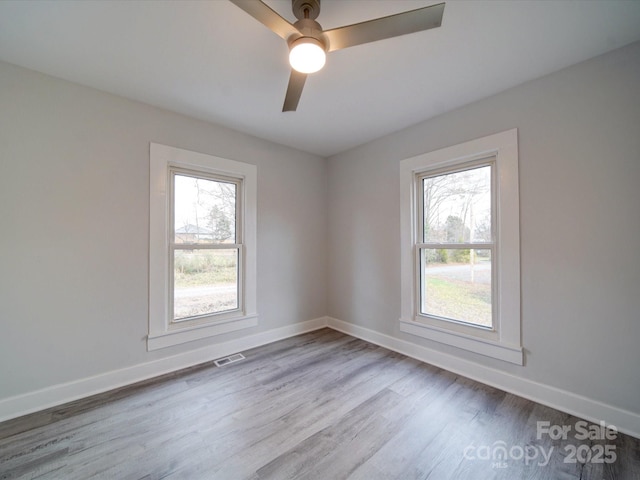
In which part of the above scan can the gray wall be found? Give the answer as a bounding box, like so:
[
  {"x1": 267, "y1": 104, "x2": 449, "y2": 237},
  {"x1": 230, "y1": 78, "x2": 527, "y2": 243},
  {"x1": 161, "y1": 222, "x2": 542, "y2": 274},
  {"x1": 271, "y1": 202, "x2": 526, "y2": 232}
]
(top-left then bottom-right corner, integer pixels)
[
  {"x1": 0, "y1": 61, "x2": 327, "y2": 399},
  {"x1": 327, "y1": 41, "x2": 640, "y2": 415}
]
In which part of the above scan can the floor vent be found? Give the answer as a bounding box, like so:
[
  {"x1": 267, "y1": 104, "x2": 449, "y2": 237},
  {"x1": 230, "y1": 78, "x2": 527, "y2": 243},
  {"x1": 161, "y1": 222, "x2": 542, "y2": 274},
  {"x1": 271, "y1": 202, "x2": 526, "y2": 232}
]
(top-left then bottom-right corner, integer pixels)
[{"x1": 214, "y1": 353, "x2": 246, "y2": 367}]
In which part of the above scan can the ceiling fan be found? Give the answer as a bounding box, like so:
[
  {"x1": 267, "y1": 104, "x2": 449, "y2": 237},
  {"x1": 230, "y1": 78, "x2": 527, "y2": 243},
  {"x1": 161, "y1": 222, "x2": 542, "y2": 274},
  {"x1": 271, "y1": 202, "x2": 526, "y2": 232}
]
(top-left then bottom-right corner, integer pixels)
[{"x1": 229, "y1": 0, "x2": 445, "y2": 112}]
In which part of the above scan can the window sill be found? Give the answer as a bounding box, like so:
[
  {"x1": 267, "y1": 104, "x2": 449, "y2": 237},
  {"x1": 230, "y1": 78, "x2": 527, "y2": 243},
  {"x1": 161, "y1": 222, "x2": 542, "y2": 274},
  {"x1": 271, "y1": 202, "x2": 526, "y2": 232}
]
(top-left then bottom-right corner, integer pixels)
[
  {"x1": 399, "y1": 317, "x2": 523, "y2": 365},
  {"x1": 147, "y1": 314, "x2": 258, "y2": 351}
]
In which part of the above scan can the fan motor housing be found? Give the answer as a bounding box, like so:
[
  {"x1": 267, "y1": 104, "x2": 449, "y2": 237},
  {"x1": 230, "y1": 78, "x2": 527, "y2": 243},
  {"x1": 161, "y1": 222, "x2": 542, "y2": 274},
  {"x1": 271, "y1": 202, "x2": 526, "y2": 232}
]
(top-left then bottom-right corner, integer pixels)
[{"x1": 289, "y1": 18, "x2": 329, "y2": 52}]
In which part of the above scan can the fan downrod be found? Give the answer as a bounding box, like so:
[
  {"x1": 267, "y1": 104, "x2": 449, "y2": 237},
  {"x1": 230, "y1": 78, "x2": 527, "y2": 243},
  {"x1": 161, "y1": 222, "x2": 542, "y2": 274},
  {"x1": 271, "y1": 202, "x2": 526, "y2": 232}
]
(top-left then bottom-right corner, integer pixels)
[{"x1": 293, "y1": 0, "x2": 320, "y2": 20}]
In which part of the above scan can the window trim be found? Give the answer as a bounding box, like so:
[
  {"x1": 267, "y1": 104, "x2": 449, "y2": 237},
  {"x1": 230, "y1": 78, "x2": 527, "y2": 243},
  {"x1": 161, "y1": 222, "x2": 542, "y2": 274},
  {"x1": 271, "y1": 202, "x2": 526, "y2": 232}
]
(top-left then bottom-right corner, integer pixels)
[
  {"x1": 148, "y1": 143, "x2": 257, "y2": 351},
  {"x1": 399, "y1": 129, "x2": 522, "y2": 365}
]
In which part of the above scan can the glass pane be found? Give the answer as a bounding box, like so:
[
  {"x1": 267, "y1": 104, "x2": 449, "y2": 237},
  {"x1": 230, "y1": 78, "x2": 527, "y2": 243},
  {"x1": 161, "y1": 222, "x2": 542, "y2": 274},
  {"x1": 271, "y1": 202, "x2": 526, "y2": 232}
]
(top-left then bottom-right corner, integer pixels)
[
  {"x1": 420, "y1": 248, "x2": 492, "y2": 328},
  {"x1": 422, "y1": 165, "x2": 491, "y2": 243},
  {"x1": 174, "y1": 174, "x2": 236, "y2": 244},
  {"x1": 173, "y1": 249, "x2": 238, "y2": 320}
]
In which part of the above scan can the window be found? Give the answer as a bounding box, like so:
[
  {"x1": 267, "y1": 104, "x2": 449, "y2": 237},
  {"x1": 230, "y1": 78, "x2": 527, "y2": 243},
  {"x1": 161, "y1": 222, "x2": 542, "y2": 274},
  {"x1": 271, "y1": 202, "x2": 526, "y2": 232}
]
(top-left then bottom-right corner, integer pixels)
[
  {"x1": 171, "y1": 170, "x2": 240, "y2": 321},
  {"x1": 149, "y1": 143, "x2": 257, "y2": 350},
  {"x1": 400, "y1": 129, "x2": 522, "y2": 364},
  {"x1": 418, "y1": 162, "x2": 494, "y2": 328}
]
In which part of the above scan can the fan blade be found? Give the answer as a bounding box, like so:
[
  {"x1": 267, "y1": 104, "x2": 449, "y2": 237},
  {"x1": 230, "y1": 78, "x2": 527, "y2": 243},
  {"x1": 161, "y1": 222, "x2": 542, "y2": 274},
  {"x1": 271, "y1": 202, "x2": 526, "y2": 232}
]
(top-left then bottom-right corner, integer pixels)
[
  {"x1": 324, "y1": 2, "x2": 445, "y2": 52},
  {"x1": 229, "y1": 0, "x2": 299, "y2": 40},
  {"x1": 282, "y1": 70, "x2": 307, "y2": 112}
]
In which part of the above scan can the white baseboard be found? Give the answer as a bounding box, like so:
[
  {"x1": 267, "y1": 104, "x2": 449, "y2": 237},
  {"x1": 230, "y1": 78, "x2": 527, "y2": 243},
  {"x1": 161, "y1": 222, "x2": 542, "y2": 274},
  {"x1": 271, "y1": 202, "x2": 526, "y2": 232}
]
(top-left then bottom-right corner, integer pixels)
[
  {"x1": 326, "y1": 317, "x2": 640, "y2": 440},
  {"x1": 0, "y1": 317, "x2": 327, "y2": 423},
  {"x1": 3, "y1": 315, "x2": 638, "y2": 441}
]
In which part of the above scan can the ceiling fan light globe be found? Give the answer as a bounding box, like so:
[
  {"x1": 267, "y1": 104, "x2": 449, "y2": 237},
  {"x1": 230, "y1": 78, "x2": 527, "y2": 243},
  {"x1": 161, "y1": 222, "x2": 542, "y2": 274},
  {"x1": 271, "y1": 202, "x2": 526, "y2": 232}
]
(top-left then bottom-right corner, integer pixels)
[{"x1": 289, "y1": 37, "x2": 326, "y2": 74}]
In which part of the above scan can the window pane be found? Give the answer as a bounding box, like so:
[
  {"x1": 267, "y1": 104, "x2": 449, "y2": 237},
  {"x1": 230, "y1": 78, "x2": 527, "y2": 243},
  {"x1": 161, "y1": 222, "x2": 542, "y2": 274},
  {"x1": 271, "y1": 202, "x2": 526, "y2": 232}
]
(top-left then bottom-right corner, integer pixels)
[
  {"x1": 174, "y1": 174, "x2": 236, "y2": 244},
  {"x1": 422, "y1": 165, "x2": 491, "y2": 243},
  {"x1": 173, "y1": 249, "x2": 238, "y2": 320},
  {"x1": 420, "y1": 248, "x2": 492, "y2": 328}
]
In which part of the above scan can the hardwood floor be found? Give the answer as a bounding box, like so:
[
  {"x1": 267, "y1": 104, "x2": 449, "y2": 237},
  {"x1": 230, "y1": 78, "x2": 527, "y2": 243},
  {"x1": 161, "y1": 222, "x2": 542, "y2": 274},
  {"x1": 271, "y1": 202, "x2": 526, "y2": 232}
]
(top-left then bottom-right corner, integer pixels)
[{"x1": 1, "y1": 328, "x2": 639, "y2": 479}]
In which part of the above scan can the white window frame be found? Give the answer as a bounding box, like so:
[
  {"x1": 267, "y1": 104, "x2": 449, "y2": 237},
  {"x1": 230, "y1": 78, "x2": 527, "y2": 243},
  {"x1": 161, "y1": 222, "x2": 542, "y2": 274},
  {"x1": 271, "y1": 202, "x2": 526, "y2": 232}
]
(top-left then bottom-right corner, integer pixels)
[
  {"x1": 148, "y1": 143, "x2": 257, "y2": 351},
  {"x1": 399, "y1": 129, "x2": 522, "y2": 365}
]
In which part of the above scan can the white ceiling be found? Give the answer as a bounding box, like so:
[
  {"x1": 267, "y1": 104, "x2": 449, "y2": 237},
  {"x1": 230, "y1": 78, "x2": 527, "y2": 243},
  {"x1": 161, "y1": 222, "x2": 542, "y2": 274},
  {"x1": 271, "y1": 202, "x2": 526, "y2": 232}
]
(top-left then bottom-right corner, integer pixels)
[{"x1": 1, "y1": 0, "x2": 639, "y2": 157}]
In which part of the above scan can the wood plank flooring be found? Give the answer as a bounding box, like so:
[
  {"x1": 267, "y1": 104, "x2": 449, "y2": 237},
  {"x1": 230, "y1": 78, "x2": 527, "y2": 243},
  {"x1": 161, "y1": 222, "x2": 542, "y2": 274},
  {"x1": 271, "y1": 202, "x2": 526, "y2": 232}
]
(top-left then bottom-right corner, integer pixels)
[{"x1": 1, "y1": 328, "x2": 639, "y2": 479}]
